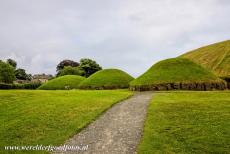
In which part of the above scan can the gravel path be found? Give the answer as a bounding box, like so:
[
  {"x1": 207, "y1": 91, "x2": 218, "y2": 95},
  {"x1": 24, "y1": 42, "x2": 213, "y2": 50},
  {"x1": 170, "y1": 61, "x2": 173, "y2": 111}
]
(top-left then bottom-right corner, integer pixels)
[{"x1": 53, "y1": 92, "x2": 153, "y2": 154}]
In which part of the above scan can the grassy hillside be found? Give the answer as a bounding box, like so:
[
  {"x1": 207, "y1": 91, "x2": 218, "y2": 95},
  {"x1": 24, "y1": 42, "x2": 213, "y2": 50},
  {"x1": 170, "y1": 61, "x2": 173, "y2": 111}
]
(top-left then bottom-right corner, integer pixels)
[
  {"x1": 180, "y1": 40, "x2": 230, "y2": 77},
  {"x1": 79, "y1": 69, "x2": 134, "y2": 89},
  {"x1": 0, "y1": 90, "x2": 133, "y2": 154},
  {"x1": 130, "y1": 58, "x2": 227, "y2": 91},
  {"x1": 38, "y1": 75, "x2": 85, "y2": 90},
  {"x1": 138, "y1": 91, "x2": 230, "y2": 154},
  {"x1": 130, "y1": 58, "x2": 220, "y2": 85}
]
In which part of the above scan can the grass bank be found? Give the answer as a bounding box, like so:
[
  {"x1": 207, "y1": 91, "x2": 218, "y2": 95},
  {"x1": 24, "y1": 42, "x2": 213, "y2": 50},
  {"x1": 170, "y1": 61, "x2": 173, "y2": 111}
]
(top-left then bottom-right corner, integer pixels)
[
  {"x1": 79, "y1": 69, "x2": 134, "y2": 89},
  {"x1": 0, "y1": 90, "x2": 133, "y2": 153},
  {"x1": 38, "y1": 75, "x2": 85, "y2": 90},
  {"x1": 130, "y1": 58, "x2": 227, "y2": 91},
  {"x1": 138, "y1": 91, "x2": 230, "y2": 154}
]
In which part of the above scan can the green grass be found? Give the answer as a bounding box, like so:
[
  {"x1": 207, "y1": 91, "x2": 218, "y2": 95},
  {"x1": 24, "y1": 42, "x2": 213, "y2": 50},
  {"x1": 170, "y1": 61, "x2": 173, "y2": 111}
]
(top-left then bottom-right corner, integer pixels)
[
  {"x1": 38, "y1": 75, "x2": 85, "y2": 90},
  {"x1": 0, "y1": 90, "x2": 133, "y2": 153},
  {"x1": 180, "y1": 40, "x2": 230, "y2": 78},
  {"x1": 138, "y1": 91, "x2": 230, "y2": 154},
  {"x1": 130, "y1": 58, "x2": 220, "y2": 86},
  {"x1": 79, "y1": 69, "x2": 134, "y2": 89}
]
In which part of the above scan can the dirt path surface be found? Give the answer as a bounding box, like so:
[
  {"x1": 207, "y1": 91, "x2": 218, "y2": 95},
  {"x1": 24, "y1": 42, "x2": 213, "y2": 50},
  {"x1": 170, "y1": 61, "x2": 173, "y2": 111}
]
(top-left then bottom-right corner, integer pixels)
[{"x1": 53, "y1": 92, "x2": 153, "y2": 154}]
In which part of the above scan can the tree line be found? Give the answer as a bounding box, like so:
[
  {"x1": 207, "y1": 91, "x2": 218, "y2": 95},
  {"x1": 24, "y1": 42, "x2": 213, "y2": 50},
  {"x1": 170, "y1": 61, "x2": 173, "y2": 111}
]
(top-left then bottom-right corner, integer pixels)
[{"x1": 0, "y1": 58, "x2": 102, "y2": 84}]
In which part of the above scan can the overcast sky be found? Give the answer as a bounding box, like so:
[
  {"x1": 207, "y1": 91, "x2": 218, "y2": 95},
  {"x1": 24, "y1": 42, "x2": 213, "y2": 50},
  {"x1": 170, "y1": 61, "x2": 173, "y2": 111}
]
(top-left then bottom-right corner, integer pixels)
[{"x1": 0, "y1": 0, "x2": 229, "y2": 77}]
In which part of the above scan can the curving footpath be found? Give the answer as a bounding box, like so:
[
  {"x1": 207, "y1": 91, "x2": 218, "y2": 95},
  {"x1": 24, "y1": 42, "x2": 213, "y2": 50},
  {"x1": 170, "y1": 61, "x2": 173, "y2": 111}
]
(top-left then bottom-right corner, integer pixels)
[{"x1": 53, "y1": 92, "x2": 153, "y2": 154}]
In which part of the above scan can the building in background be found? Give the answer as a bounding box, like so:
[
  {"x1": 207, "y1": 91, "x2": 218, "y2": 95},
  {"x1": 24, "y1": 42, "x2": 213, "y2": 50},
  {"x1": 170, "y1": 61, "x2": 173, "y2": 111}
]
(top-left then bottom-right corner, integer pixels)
[{"x1": 32, "y1": 74, "x2": 53, "y2": 83}]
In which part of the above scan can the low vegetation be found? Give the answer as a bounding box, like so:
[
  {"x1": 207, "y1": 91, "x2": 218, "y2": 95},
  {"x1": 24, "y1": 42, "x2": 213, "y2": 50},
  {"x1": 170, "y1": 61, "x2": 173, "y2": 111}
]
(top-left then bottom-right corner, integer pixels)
[
  {"x1": 0, "y1": 90, "x2": 133, "y2": 154},
  {"x1": 130, "y1": 58, "x2": 227, "y2": 91},
  {"x1": 56, "y1": 58, "x2": 102, "y2": 77},
  {"x1": 79, "y1": 69, "x2": 134, "y2": 89},
  {"x1": 180, "y1": 40, "x2": 230, "y2": 78},
  {"x1": 138, "y1": 91, "x2": 230, "y2": 154},
  {"x1": 0, "y1": 83, "x2": 41, "y2": 89},
  {"x1": 38, "y1": 75, "x2": 85, "y2": 90}
]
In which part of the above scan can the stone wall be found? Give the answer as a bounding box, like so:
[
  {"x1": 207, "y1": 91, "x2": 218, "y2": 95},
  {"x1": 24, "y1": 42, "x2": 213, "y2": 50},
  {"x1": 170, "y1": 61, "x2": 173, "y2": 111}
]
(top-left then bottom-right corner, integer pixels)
[
  {"x1": 221, "y1": 77, "x2": 230, "y2": 89},
  {"x1": 79, "y1": 85, "x2": 129, "y2": 90},
  {"x1": 130, "y1": 81, "x2": 228, "y2": 91}
]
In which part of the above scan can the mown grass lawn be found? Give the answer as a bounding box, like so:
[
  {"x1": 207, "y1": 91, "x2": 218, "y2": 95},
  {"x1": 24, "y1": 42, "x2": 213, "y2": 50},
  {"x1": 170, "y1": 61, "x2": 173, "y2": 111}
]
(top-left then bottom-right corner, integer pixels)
[
  {"x1": 0, "y1": 90, "x2": 133, "y2": 153},
  {"x1": 138, "y1": 91, "x2": 230, "y2": 154}
]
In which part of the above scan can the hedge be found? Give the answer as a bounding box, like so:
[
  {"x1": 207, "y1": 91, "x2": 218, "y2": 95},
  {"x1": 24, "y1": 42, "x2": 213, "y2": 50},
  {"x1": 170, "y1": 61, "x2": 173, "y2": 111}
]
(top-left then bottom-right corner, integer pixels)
[{"x1": 0, "y1": 83, "x2": 42, "y2": 89}]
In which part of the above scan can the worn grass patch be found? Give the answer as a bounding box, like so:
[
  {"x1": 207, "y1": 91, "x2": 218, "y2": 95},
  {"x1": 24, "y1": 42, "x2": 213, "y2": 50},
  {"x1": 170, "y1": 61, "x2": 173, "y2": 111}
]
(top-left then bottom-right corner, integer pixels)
[
  {"x1": 38, "y1": 75, "x2": 85, "y2": 90},
  {"x1": 0, "y1": 90, "x2": 133, "y2": 153},
  {"x1": 138, "y1": 91, "x2": 230, "y2": 154},
  {"x1": 79, "y1": 69, "x2": 134, "y2": 89}
]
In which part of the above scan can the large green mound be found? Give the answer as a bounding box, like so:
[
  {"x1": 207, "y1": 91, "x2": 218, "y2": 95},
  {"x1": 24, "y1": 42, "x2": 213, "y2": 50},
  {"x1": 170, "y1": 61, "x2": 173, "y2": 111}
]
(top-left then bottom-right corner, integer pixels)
[
  {"x1": 130, "y1": 58, "x2": 227, "y2": 91},
  {"x1": 180, "y1": 40, "x2": 230, "y2": 78},
  {"x1": 38, "y1": 75, "x2": 85, "y2": 90},
  {"x1": 79, "y1": 69, "x2": 134, "y2": 89}
]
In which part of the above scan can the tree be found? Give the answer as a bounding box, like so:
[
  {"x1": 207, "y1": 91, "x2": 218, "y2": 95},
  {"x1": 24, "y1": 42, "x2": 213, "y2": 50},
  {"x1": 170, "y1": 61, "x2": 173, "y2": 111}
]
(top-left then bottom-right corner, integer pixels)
[
  {"x1": 0, "y1": 61, "x2": 16, "y2": 83},
  {"x1": 79, "y1": 58, "x2": 102, "y2": 77},
  {"x1": 15, "y1": 68, "x2": 31, "y2": 80},
  {"x1": 57, "y1": 66, "x2": 84, "y2": 77},
  {"x1": 7, "y1": 59, "x2": 17, "y2": 69},
  {"x1": 56, "y1": 60, "x2": 79, "y2": 72}
]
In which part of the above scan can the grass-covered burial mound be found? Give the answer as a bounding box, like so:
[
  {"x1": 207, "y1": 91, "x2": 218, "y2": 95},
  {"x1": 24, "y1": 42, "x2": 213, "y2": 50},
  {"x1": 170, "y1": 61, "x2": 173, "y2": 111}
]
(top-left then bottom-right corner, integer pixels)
[
  {"x1": 180, "y1": 40, "x2": 230, "y2": 89},
  {"x1": 79, "y1": 69, "x2": 134, "y2": 89},
  {"x1": 180, "y1": 40, "x2": 230, "y2": 78},
  {"x1": 130, "y1": 58, "x2": 227, "y2": 91},
  {"x1": 38, "y1": 75, "x2": 85, "y2": 90}
]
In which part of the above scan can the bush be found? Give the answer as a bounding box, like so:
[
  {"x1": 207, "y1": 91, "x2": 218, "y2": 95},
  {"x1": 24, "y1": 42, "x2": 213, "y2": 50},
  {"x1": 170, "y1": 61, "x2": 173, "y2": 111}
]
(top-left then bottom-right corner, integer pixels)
[
  {"x1": 0, "y1": 83, "x2": 41, "y2": 89},
  {"x1": 57, "y1": 66, "x2": 84, "y2": 77},
  {"x1": 23, "y1": 83, "x2": 42, "y2": 89}
]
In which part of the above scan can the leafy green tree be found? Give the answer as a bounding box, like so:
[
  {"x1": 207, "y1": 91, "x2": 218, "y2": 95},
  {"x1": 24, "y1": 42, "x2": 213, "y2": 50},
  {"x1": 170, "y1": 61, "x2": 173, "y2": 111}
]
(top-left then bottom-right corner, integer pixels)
[
  {"x1": 7, "y1": 59, "x2": 17, "y2": 69},
  {"x1": 15, "y1": 68, "x2": 31, "y2": 80},
  {"x1": 56, "y1": 60, "x2": 79, "y2": 72},
  {"x1": 57, "y1": 66, "x2": 84, "y2": 77},
  {"x1": 79, "y1": 58, "x2": 102, "y2": 77},
  {"x1": 0, "y1": 61, "x2": 16, "y2": 83}
]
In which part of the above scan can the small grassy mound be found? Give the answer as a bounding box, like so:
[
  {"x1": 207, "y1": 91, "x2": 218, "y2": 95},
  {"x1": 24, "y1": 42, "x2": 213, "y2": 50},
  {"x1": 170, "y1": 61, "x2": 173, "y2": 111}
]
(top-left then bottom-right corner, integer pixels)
[
  {"x1": 38, "y1": 75, "x2": 85, "y2": 90},
  {"x1": 130, "y1": 58, "x2": 227, "y2": 91},
  {"x1": 79, "y1": 69, "x2": 134, "y2": 89},
  {"x1": 180, "y1": 40, "x2": 230, "y2": 78}
]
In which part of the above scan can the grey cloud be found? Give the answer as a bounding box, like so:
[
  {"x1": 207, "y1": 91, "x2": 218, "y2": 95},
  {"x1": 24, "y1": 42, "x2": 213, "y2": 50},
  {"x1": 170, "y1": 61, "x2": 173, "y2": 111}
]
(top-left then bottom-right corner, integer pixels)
[{"x1": 0, "y1": 0, "x2": 230, "y2": 77}]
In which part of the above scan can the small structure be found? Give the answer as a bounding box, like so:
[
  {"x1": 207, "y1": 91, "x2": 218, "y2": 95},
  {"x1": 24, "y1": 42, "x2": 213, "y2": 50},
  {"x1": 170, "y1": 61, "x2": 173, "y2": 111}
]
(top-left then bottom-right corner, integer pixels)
[
  {"x1": 32, "y1": 74, "x2": 53, "y2": 83},
  {"x1": 14, "y1": 79, "x2": 31, "y2": 84}
]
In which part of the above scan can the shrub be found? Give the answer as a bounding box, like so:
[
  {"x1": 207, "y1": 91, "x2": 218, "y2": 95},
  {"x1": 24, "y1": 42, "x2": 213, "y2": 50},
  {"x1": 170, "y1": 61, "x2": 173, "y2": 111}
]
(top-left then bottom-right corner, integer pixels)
[
  {"x1": 0, "y1": 83, "x2": 41, "y2": 89},
  {"x1": 57, "y1": 66, "x2": 84, "y2": 77}
]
